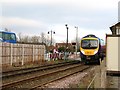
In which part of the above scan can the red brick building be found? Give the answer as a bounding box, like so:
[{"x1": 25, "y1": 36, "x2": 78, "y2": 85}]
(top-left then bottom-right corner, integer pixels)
[{"x1": 55, "y1": 43, "x2": 74, "y2": 52}]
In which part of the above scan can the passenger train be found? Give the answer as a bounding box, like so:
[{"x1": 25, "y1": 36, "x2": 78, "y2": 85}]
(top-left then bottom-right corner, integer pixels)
[{"x1": 80, "y1": 34, "x2": 105, "y2": 64}]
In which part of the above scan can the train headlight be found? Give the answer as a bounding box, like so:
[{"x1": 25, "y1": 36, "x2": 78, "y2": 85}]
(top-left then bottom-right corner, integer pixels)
[
  {"x1": 94, "y1": 50, "x2": 98, "y2": 54},
  {"x1": 81, "y1": 50, "x2": 85, "y2": 54}
]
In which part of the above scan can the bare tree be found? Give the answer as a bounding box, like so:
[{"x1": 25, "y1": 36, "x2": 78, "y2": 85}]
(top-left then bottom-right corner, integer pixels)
[
  {"x1": 44, "y1": 35, "x2": 52, "y2": 46},
  {"x1": 4, "y1": 28, "x2": 11, "y2": 32},
  {"x1": 22, "y1": 35, "x2": 30, "y2": 43},
  {"x1": 40, "y1": 32, "x2": 46, "y2": 43},
  {"x1": 31, "y1": 36, "x2": 40, "y2": 43},
  {"x1": 17, "y1": 32, "x2": 55, "y2": 45},
  {"x1": 18, "y1": 33, "x2": 23, "y2": 42},
  {"x1": 17, "y1": 33, "x2": 30, "y2": 43},
  {"x1": 40, "y1": 32, "x2": 51, "y2": 45}
]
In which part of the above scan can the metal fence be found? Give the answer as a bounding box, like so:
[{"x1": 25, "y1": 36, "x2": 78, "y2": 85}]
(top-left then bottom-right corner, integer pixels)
[{"x1": 0, "y1": 42, "x2": 45, "y2": 66}]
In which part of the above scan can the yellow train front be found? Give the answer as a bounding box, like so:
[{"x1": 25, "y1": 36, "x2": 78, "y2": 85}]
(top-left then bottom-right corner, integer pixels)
[{"x1": 80, "y1": 34, "x2": 104, "y2": 64}]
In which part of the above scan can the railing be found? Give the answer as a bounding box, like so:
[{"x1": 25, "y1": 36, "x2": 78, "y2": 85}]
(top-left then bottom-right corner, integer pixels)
[{"x1": 0, "y1": 42, "x2": 45, "y2": 66}]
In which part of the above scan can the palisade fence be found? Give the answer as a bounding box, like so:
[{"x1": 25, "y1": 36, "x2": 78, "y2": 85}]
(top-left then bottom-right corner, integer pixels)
[{"x1": 0, "y1": 42, "x2": 45, "y2": 67}]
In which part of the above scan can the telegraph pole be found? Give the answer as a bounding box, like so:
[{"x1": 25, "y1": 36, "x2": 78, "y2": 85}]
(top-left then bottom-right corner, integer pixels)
[{"x1": 48, "y1": 30, "x2": 55, "y2": 46}]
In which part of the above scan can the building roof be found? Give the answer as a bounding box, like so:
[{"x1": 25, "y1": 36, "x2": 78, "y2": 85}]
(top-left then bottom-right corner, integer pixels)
[{"x1": 110, "y1": 22, "x2": 120, "y2": 35}]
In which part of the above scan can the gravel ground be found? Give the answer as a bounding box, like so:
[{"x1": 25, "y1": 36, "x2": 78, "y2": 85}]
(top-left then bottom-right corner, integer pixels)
[
  {"x1": 42, "y1": 72, "x2": 87, "y2": 88},
  {"x1": 42, "y1": 71, "x2": 120, "y2": 89},
  {"x1": 107, "y1": 75, "x2": 120, "y2": 89},
  {"x1": 41, "y1": 59, "x2": 120, "y2": 89},
  {"x1": 2, "y1": 58, "x2": 120, "y2": 89},
  {"x1": 41, "y1": 66, "x2": 95, "y2": 88}
]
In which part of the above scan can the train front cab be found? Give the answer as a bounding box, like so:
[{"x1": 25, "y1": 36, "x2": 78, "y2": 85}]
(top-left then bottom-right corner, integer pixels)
[
  {"x1": 80, "y1": 37, "x2": 102, "y2": 64},
  {"x1": 80, "y1": 52, "x2": 100, "y2": 64}
]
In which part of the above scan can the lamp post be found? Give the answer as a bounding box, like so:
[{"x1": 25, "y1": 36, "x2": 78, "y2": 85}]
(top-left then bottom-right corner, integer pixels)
[
  {"x1": 75, "y1": 26, "x2": 78, "y2": 58},
  {"x1": 65, "y1": 24, "x2": 69, "y2": 49},
  {"x1": 64, "y1": 24, "x2": 69, "y2": 60},
  {"x1": 48, "y1": 30, "x2": 55, "y2": 46}
]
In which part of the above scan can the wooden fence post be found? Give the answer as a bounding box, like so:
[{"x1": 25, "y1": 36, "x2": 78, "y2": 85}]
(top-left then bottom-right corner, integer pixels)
[
  {"x1": 1, "y1": 43, "x2": 45, "y2": 67},
  {"x1": 43, "y1": 46, "x2": 44, "y2": 60},
  {"x1": 22, "y1": 44, "x2": 24, "y2": 65},
  {"x1": 10, "y1": 43, "x2": 13, "y2": 66},
  {"x1": 0, "y1": 42, "x2": 2, "y2": 69},
  {"x1": 0, "y1": 42, "x2": 1, "y2": 89},
  {"x1": 33, "y1": 45, "x2": 34, "y2": 62}
]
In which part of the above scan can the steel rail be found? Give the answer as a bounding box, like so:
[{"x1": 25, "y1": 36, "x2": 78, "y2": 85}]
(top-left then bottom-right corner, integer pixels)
[
  {"x1": 2, "y1": 63, "x2": 88, "y2": 89},
  {"x1": 2, "y1": 60, "x2": 80, "y2": 78},
  {"x1": 32, "y1": 65, "x2": 90, "y2": 90}
]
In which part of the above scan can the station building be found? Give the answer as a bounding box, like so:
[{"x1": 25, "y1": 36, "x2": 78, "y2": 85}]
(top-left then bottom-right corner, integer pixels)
[{"x1": 106, "y1": 22, "x2": 120, "y2": 74}]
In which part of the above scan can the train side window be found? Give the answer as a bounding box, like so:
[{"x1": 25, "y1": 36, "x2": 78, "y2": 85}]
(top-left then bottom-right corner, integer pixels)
[
  {"x1": 100, "y1": 39, "x2": 105, "y2": 46},
  {"x1": 0, "y1": 32, "x2": 2, "y2": 41},
  {"x1": 0, "y1": 32, "x2": 2, "y2": 39},
  {"x1": 10, "y1": 34, "x2": 16, "y2": 40}
]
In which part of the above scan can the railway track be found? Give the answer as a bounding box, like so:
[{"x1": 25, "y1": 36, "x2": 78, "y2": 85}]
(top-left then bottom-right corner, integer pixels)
[
  {"x1": 2, "y1": 60, "x2": 90, "y2": 89},
  {"x1": 2, "y1": 60, "x2": 80, "y2": 78}
]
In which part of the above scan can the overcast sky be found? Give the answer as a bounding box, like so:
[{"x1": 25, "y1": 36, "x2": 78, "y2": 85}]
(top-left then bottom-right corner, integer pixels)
[{"x1": 0, "y1": 0, "x2": 120, "y2": 43}]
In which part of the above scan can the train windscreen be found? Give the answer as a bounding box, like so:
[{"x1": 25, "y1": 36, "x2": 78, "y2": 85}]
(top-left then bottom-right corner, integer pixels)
[
  {"x1": 0, "y1": 32, "x2": 17, "y2": 43},
  {"x1": 3, "y1": 33, "x2": 16, "y2": 41},
  {"x1": 81, "y1": 39, "x2": 98, "y2": 49}
]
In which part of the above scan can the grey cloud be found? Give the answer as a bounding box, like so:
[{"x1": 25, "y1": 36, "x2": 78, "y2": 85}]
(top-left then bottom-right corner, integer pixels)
[{"x1": 2, "y1": 2, "x2": 117, "y2": 33}]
